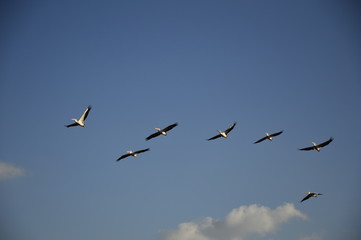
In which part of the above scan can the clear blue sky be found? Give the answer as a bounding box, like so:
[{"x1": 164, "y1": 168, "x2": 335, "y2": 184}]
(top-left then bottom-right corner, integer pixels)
[{"x1": 1, "y1": 1, "x2": 360, "y2": 240}]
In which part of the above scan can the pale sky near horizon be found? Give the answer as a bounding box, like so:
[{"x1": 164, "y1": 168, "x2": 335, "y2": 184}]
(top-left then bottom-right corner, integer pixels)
[{"x1": 1, "y1": 1, "x2": 361, "y2": 240}]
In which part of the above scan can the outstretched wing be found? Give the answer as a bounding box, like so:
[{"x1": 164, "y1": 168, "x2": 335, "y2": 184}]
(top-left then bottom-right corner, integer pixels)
[
  {"x1": 299, "y1": 146, "x2": 315, "y2": 151},
  {"x1": 134, "y1": 148, "x2": 150, "y2": 154},
  {"x1": 162, "y1": 123, "x2": 178, "y2": 132},
  {"x1": 207, "y1": 134, "x2": 222, "y2": 141},
  {"x1": 117, "y1": 153, "x2": 131, "y2": 161},
  {"x1": 318, "y1": 137, "x2": 333, "y2": 148},
  {"x1": 146, "y1": 131, "x2": 161, "y2": 141},
  {"x1": 254, "y1": 136, "x2": 268, "y2": 144},
  {"x1": 65, "y1": 122, "x2": 79, "y2": 128},
  {"x1": 224, "y1": 122, "x2": 237, "y2": 134},
  {"x1": 79, "y1": 105, "x2": 92, "y2": 122},
  {"x1": 300, "y1": 194, "x2": 312, "y2": 202},
  {"x1": 270, "y1": 130, "x2": 283, "y2": 137}
]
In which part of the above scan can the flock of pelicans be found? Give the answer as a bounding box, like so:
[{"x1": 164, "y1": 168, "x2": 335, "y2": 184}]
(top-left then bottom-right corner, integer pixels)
[{"x1": 65, "y1": 105, "x2": 333, "y2": 203}]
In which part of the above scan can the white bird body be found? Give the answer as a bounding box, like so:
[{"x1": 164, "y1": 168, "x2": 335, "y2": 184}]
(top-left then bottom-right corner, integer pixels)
[
  {"x1": 265, "y1": 133, "x2": 272, "y2": 141},
  {"x1": 299, "y1": 138, "x2": 333, "y2": 152},
  {"x1": 145, "y1": 123, "x2": 178, "y2": 141},
  {"x1": 312, "y1": 142, "x2": 321, "y2": 152},
  {"x1": 127, "y1": 151, "x2": 137, "y2": 157},
  {"x1": 155, "y1": 128, "x2": 167, "y2": 136},
  {"x1": 117, "y1": 148, "x2": 150, "y2": 161},
  {"x1": 301, "y1": 192, "x2": 323, "y2": 202},
  {"x1": 254, "y1": 130, "x2": 283, "y2": 144},
  {"x1": 71, "y1": 118, "x2": 85, "y2": 127},
  {"x1": 66, "y1": 106, "x2": 92, "y2": 128},
  {"x1": 207, "y1": 122, "x2": 237, "y2": 141},
  {"x1": 218, "y1": 130, "x2": 228, "y2": 138}
]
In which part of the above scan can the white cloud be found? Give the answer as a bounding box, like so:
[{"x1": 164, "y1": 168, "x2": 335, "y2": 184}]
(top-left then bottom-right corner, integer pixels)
[
  {"x1": 300, "y1": 232, "x2": 324, "y2": 240},
  {"x1": 161, "y1": 203, "x2": 307, "y2": 240},
  {"x1": 0, "y1": 162, "x2": 26, "y2": 181}
]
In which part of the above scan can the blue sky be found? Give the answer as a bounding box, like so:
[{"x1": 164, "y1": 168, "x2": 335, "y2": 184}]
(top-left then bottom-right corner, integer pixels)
[{"x1": 1, "y1": 1, "x2": 361, "y2": 239}]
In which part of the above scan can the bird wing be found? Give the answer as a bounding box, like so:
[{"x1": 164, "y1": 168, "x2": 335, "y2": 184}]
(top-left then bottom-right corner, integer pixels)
[
  {"x1": 162, "y1": 123, "x2": 178, "y2": 132},
  {"x1": 134, "y1": 148, "x2": 150, "y2": 154},
  {"x1": 300, "y1": 194, "x2": 312, "y2": 202},
  {"x1": 146, "y1": 131, "x2": 161, "y2": 141},
  {"x1": 254, "y1": 136, "x2": 268, "y2": 144},
  {"x1": 117, "y1": 153, "x2": 131, "y2": 161},
  {"x1": 224, "y1": 122, "x2": 236, "y2": 134},
  {"x1": 79, "y1": 105, "x2": 92, "y2": 122},
  {"x1": 270, "y1": 130, "x2": 283, "y2": 137},
  {"x1": 65, "y1": 123, "x2": 79, "y2": 128},
  {"x1": 299, "y1": 146, "x2": 315, "y2": 151},
  {"x1": 207, "y1": 134, "x2": 222, "y2": 141},
  {"x1": 317, "y1": 137, "x2": 333, "y2": 148}
]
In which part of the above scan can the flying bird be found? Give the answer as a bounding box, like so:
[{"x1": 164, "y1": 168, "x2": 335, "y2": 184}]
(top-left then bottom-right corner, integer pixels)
[
  {"x1": 254, "y1": 130, "x2": 283, "y2": 144},
  {"x1": 300, "y1": 192, "x2": 323, "y2": 202},
  {"x1": 207, "y1": 122, "x2": 237, "y2": 141},
  {"x1": 299, "y1": 137, "x2": 333, "y2": 152},
  {"x1": 116, "y1": 148, "x2": 150, "y2": 161},
  {"x1": 65, "y1": 105, "x2": 92, "y2": 128},
  {"x1": 145, "y1": 123, "x2": 178, "y2": 141}
]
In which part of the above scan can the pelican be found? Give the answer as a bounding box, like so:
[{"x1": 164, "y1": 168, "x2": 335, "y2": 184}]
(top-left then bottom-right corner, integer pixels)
[
  {"x1": 254, "y1": 130, "x2": 283, "y2": 144},
  {"x1": 207, "y1": 122, "x2": 237, "y2": 141},
  {"x1": 299, "y1": 137, "x2": 333, "y2": 152},
  {"x1": 116, "y1": 148, "x2": 150, "y2": 161},
  {"x1": 65, "y1": 105, "x2": 92, "y2": 128},
  {"x1": 300, "y1": 192, "x2": 323, "y2": 202},
  {"x1": 145, "y1": 123, "x2": 178, "y2": 141}
]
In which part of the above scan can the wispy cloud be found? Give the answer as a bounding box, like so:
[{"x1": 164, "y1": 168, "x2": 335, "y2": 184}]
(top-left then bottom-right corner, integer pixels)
[
  {"x1": 0, "y1": 161, "x2": 26, "y2": 181},
  {"x1": 300, "y1": 232, "x2": 324, "y2": 240},
  {"x1": 161, "y1": 203, "x2": 307, "y2": 240}
]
